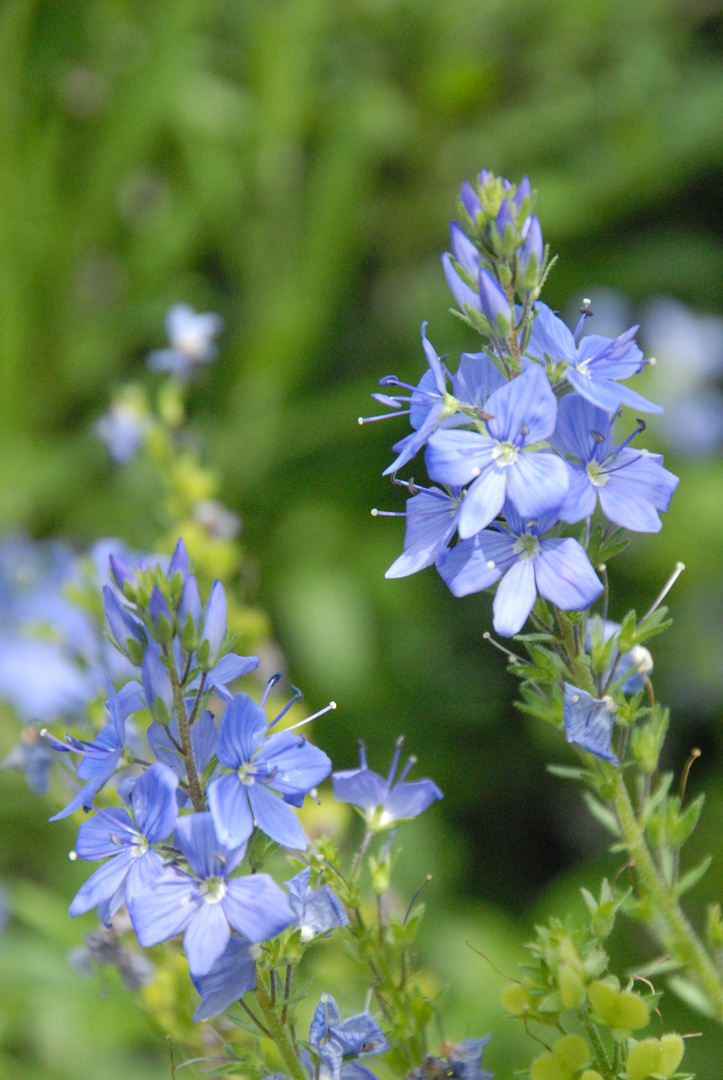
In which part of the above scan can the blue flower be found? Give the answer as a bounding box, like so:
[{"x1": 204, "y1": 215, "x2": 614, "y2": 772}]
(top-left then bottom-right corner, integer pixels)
[
  {"x1": 128, "y1": 812, "x2": 294, "y2": 975},
  {"x1": 526, "y1": 301, "x2": 662, "y2": 414},
  {"x1": 147, "y1": 304, "x2": 223, "y2": 378},
  {"x1": 207, "y1": 693, "x2": 332, "y2": 851},
  {"x1": 285, "y1": 867, "x2": 349, "y2": 941},
  {"x1": 375, "y1": 485, "x2": 462, "y2": 579},
  {"x1": 426, "y1": 365, "x2": 568, "y2": 538},
  {"x1": 585, "y1": 619, "x2": 653, "y2": 695},
  {"x1": 45, "y1": 679, "x2": 142, "y2": 820},
  {"x1": 332, "y1": 739, "x2": 442, "y2": 832},
  {"x1": 1, "y1": 724, "x2": 53, "y2": 793},
  {"x1": 563, "y1": 684, "x2": 619, "y2": 765},
  {"x1": 147, "y1": 708, "x2": 218, "y2": 807},
  {"x1": 68, "y1": 762, "x2": 179, "y2": 925},
  {"x1": 361, "y1": 324, "x2": 464, "y2": 476},
  {"x1": 308, "y1": 993, "x2": 388, "y2": 1080},
  {"x1": 550, "y1": 394, "x2": 678, "y2": 531},
  {"x1": 95, "y1": 400, "x2": 148, "y2": 464},
  {"x1": 190, "y1": 936, "x2": 259, "y2": 1021},
  {"x1": 437, "y1": 502, "x2": 603, "y2": 637}
]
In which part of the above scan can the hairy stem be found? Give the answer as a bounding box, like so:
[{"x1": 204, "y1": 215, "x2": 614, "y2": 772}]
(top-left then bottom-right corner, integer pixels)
[
  {"x1": 255, "y1": 973, "x2": 307, "y2": 1080},
  {"x1": 170, "y1": 668, "x2": 205, "y2": 812},
  {"x1": 613, "y1": 771, "x2": 723, "y2": 1019}
]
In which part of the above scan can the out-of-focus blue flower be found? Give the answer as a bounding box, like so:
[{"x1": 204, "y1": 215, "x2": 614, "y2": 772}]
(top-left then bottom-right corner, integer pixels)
[
  {"x1": 332, "y1": 739, "x2": 442, "y2": 832},
  {"x1": 411, "y1": 1039, "x2": 493, "y2": 1080},
  {"x1": 95, "y1": 400, "x2": 148, "y2": 463},
  {"x1": 437, "y1": 502, "x2": 603, "y2": 637},
  {"x1": 45, "y1": 679, "x2": 141, "y2": 820},
  {"x1": 199, "y1": 579, "x2": 227, "y2": 669},
  {"x1": 128, "y1": 812, "x2": 293, "y2": 976},
  {"x1": 585, "y1": 619, "x2": 653, "y2": 695},
  {"x1": 308, "y1": 993, "x2": 388, "y2": 1080},
  {"x1": 563, "y1": 684, "x2": 619, "y2": 765},
  {"x1": 147, "y1": 304, "x2": 224, "y2": 378},
  {"x1": 526, "y1": 302, "x2": 662, "y2": 415},
  {"x1": 68, "y1": 762, "x2": 179, "y2": 925},
  {"x1": 1, "y1": 724, "x2": 53, "y2": 793},
  {"x1": 426, "y1": 365, "x2": 568, "y2": 539},
  {"x1": 285, "y1": 867, "x2": 348, "y2": 941},
  {"x1": 0, "y1": 638, "x2": 96, "y2": 723},
  {"x1": 103, "y1": 585, "x2": 147, "y2": 664},
  {"x1": 551, "y1": 395, "x2": 678, "y2": 531},
  {"x1": 190, "y1": 935, "x2": 259, "y2": 1021},
  {"x1": 207, "y1": 693, "x2": 332, "y2": 851}
]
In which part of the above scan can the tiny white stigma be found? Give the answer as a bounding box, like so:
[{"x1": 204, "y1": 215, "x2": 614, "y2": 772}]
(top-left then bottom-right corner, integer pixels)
[
  {"x1": 603, "y1": 695, "x2": 618, "y2": 713},
  {"x1": 648, "y1": 356, "x2": 657, "y2": 365},
  {"x1": 598, "y1": 563, "x2": 607, "y2": 572},
  {"x1": 69, "y1": 850, "x2": 77, "y2": 861},
  {"x1": 357, "y1": 417, "x2": 364, "y2": 425},
  {"x1": 572, "y1": 694, "x2": 580, "y2": 703},
  {"x1": 582, "y1": 297, "x2": 591, "y2": 306},
  {"x1": 40, "y1": 728, "x2": 48, "y2": 738},
  {"x1": 371, "y1": 508, "x2": 378, "y2": 516},
  {"x1": 486, "y1": 560, "x2": 496, "y2": 569},
  {"x1": 310, "y1": 787, "x2": 318, "y2": 799},
  {"x1": 330, "y1": 701, "x2": 337, "y2": 710}
]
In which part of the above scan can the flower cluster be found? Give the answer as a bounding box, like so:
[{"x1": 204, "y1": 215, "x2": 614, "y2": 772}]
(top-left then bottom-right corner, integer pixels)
[
  {"x1": 43, "y1": 538, "x2": 335, "y2": 995},
  {"x1": 365, "y1": 170, "x2": 679, "y2": 640}
]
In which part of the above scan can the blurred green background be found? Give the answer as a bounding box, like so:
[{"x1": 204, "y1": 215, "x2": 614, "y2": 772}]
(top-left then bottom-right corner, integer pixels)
[{"x1": 2, "y1": 0, "x2": 723, "y2": 1076}]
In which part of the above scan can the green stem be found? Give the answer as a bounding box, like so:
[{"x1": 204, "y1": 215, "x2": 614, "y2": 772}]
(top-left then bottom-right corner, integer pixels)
[
  {"x1": 170, "y1": 668, "x2": 205, "y2": 812},
  {"x1": 583, "y1": 1018, "x2": 611, "y2": 1076},
  {"x1": 613, "y1": 771, "x2": 723, "y2": 1019},
  {"x1": 255, "y1": 973, "x2": 307, "y2": 1080}
]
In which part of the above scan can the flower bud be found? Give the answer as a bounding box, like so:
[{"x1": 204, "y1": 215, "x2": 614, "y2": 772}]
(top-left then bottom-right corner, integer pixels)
[
  {"x1": 141, "y1": 649, "x2": 174, "y2": 724},
  {"x1": 103, "y1": 586, "x2": 147, "y2": 665},
  {"x1": 178, "y1": 573, "x2": 203, "y2": 650},
  {"x1": 109, "y1": 553, "x2": 135, "y2": 596},
  {"x1": 148, "y1": 585, "x2": 174, "y2": 643},
  {"x1": 478, "y1": 268, "x2": 511, "y2": 335},
  {"x1": 626, "y1": 1035, "x2": 684, "y2": 1080},
  {"x1": 198, "y1": 580, "x2": 227, "y2": 670},
  {"x1": 167, "y1": 537, "x2": 190, "y2": 580},
  {"x1": 517, "y1": 215, "x2": 543, "y2": 289}
]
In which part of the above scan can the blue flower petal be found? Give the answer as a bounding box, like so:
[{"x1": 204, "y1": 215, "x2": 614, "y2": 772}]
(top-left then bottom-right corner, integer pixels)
[
  {"x1": 184, "y1": 900, "x2": 230, "y2": 976},
  {"x1": 248, "y1": 784, "x2": 307, "y2": 849},
  {"x1": 75, "y1": 807, "x2": 135, "y2": 859},
  {"x1": 331, "y1": 769, "x2": 389, "y2": 814},
  {"x1": 207, "y1": 774, "x2": 254, "y2": 849},
  {"x1": 130, "y1": 762, "x2": 178, "y2": 842},
  {"x1": 129, "y1": 871, "x2": 198, "y2": 946},
  {"x1": 486, "y1": 365, "x2": 557, "y2": 446},
  {"x1": 69, "y1": 849, "x2": 135, "y2": 917},
  {"x1": 564, "y1": 684, "x2": 619, "y2": 765},
  {"x1": 492, "y1": 559, "x2": 537, "y2": 637},
  {"x1": 458, "y1": 467, "x2": 508, "y2": 539},
  {"x1": 191, "y1": 936, "x2": 257, "y2": 1021},
  {"x1": 223, "y1": 874, "x2": 294, "y2": 942},
  {"x1": 175, "y1": 812, "x2": 220, "y2": 880},
  {"x1": 506, "y1": 450, "x2": 569, "y2": 520},
  {"x1": 379, "y1": 779, "x2": 443, "y2": 826},
  {"x1": 534, "y1": 539, "x2": 603, "y2": 612},
  {"x1": 217, "y1": 694, "x2": 268, "y2": 768}
]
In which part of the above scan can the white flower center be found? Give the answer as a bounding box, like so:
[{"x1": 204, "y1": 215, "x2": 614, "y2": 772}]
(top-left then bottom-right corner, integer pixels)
[
  {"x1": 586, "y1": 462, "x2": 609, "y2": 487},
  {"x1": 512, "y1": 534, "x2": 540, "y2": 562},
  {"x1": 130, "y1": 836, "x2": 149, "y2": 858},
  {"x1": 200, "y1": 877, "x2": 227, "y2": 904},
  {"x1": 492, "y1": 441, "x2": 519, "y2": 467}
]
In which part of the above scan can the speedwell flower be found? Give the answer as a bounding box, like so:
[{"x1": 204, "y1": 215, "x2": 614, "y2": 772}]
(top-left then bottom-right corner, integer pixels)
[
  {"x1": 563, "y1": 684, "x2": 619, "y2": 765},
  {"x1": 332, "y1": 738, "x2": 442, "y2": 832},
  {"x1": 207, "y1": 692, "x2": 332, "y2": 851}
]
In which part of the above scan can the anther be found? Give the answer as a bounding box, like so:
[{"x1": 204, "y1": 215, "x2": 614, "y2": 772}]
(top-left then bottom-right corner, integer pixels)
[{"x1": 371, "y1": 508, "x2": 378, "y2": 516}]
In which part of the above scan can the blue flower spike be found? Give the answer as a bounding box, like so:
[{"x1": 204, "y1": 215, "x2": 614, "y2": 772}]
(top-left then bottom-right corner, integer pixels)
[{"x1": 332, "y1": 737, "x2": 443, "y2": 833}]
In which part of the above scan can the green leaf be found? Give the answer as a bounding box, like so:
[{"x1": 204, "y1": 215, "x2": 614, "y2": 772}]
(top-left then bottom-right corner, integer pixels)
[
  {"x1": 674, "y1": 854, "x2": 713, "y2": 898},
  {"x1": 583, "y1": 792, "x2": 621, "y2": 837}
]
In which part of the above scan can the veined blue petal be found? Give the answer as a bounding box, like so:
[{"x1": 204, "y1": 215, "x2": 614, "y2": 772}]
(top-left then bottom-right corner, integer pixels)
[
  {"x1": 175, "y1": 812, "x2": 219, "y2": 880},
  {"x1": 217, "y1": 694, "x2": 268, "y2": 767},
  {"x1": 191, "y1": 936, "x2": 257, "y2": 1021},
  {"x1": 486, "y1": 364, "x2": 557, "y2": 446},
  {"x1": 436, "y1": 533, "x2": 506, "y2": 597},
  {"x1": 184, "y1": 901, "x2": 230, "y2": 976},
  {"x1": 506, "y1": 450, "x2": 569, "y2": 520},
  {"x1": 310, "y1": 993, "x2": 342, "y2": 1045},
  {"x1": 191, "y1": 709, "x2": 218, "y2": 773},
  {"x1": 557, "y1": 464, "x2": 597, "y2": 524},
  {"x1": 457, "y1": 467, "x2": 508, "y2": 538},
  {"x1": 204, "y1": 653, "x2": 259, "y2": 701},
  {"x1": 48, "y1": 747, "x2": 122, "y2": 821},
  {"x1": 207, "y1": 774, "x2": 254, "y2": 849},
  {"x1": 452, "y1": 352, "x2": 505, "y2": 407},
  {"x1": 332, "y1": 1011, "x2": 389, "y2": 1058},
  {"x1": 385, "y1": 489, "x2": 460, "y2": 578},
  {"x1": 248, "y1": 784, "x2": 307, "y2": 849},
  {"x1": 129, "y1": 871, "x2": 198, "y2": 946},
  {"x1": 492, "y1": 559, "x2": 537, "y2": 637},
  {"x1": 130, "y1": 762, "x2": 178, "y2": 842},
  {"x1": 69, "y1": 849, "x2": 135, "y2": 917},
  {"x1": 74, "y1": 807, "x2": 135, "y2": 859},
  {"x1": 331, "y1": 769, "x2": 389, "y2": 814},
  {"x1": 223, "y1": 874, "x2": 294, "y2": 942},
  {"x1": 534, "y1": 539, "x2": 603, "y2": 611},
  {"x1": 258, "y1": 731, "x2": 331, "y2": 795},
  {"x1": 421, "y1": 322, "x2": 447, "y2": 395},
  {"x1": 599, "y1": 480, "x2": 662, "y2": 532},
  {"x1": 426, "y1": 429, "x2": 495, "y2": 487},
  {"x1": 525, "y1": 302, "x2": 576, "y2": 363},
  {"x1": 551, "y1": 393, "x2": 611, "y2": 463},
  {"x1": 566, "y1": 368, "x2": 663, "y2": 414},
  {"x1": 379, "y1": 779, "x2": 443, "y2": 826},
  {"x1": 564, "y1": 684, "x2": 619, "y2": 765},
  {"x1": 125, "y1": 849, "x2": 165, "y2": 901}
]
